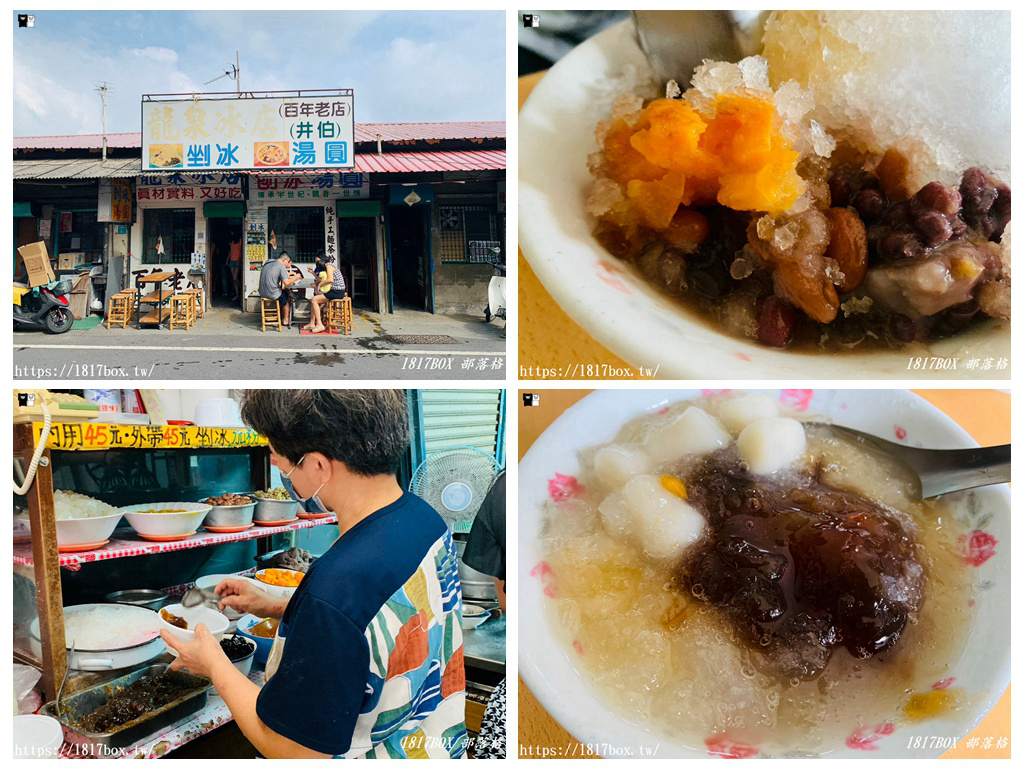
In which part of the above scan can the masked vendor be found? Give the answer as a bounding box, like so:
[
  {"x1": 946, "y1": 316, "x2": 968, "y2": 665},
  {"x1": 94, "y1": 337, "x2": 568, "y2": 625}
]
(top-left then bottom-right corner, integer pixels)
[{"x1": 160, "y1": 390, "x2": 467, "y2": 758}]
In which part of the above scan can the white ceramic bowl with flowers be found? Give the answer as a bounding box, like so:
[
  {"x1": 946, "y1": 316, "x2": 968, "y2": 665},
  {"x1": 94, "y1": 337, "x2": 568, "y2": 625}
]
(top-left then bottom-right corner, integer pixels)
[
  {"x1": 519, "y1": 22, "x2": 1010, "y2": 380},
  {"x1": 519, "y1": 389, "x2": 1009, "y2": 758}
]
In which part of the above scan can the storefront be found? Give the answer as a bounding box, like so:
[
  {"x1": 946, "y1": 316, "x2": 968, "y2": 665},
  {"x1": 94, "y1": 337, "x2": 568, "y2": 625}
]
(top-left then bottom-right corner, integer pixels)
[
  {"x1": 243, "y1": 172, "x2": 387, "y2": 313},
  {"x1": 128, "y1": 173, "x2": 244, "y2": 302},
  {"x1": 15, "y1": 118, "x2": 505, "y2": 318},
  {"x1": 13, "y1": 152, "x2": 139, "y2": 311}
]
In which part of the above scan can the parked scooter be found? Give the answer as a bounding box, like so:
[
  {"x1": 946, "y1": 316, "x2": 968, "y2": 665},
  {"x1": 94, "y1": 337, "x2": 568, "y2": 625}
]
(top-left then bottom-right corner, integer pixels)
[
  {"x1": 484, "y1": 247, "x2": 506, "y2": 324},
  {"x1": 14, "y1": 280, "x2": 75, "y2": 334}
]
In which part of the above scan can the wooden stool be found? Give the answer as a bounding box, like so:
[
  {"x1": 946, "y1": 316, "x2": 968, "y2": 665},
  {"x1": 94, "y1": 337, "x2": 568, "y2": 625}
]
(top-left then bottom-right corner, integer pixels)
[
  {"x1": 261, "y1": 298, "x2": 283, "y2": 332},
  {"x1": 169, "y1": 294, "x2": 194, "y2": 331},
  {"x1": 327, "y1": 297, "x2": 352, "y2": 335},
  {"x1": 182, "y1": 287, "x2": 204, "y2": 319},
  {"x1": 106, "y1": 292, "x2": 132, "y2": 329}
]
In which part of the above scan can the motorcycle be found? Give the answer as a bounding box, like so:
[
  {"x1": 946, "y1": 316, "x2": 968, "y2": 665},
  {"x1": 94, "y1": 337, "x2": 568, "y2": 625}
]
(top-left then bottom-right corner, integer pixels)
[
  {"x1": 14, "y1": 280, "x2": 75, "y2": 334},
  {"x1": 484, "y1": 247, "x2": 506, "y2": 324}
]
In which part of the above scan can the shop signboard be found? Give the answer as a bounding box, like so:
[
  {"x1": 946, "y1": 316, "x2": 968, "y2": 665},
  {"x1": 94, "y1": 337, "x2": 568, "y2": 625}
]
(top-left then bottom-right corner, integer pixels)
[
  {"x1": 251, "y1": 172, "x2": 368, "y2": 200},
  {"x1": 97, "y1": 178, "x2": 133, "y2": 222},
  {"x1": 137, "y1": 173, "x2": 243, "y2": 201},
  {"x1": 246, "y1": 201, "x2": 269, "y2": 267},
  {"x1": 142, "y1": 91, "x2": 355, "y2": 172},
  {"x1": 59, "y1": 211, "x2": 73, "y2": 233}
]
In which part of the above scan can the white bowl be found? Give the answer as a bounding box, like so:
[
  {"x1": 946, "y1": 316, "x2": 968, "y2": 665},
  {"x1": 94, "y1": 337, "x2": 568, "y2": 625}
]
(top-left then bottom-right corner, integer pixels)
[
  {"x1": 220, "y1": 633, "x2": 257, "y2": 677},
  {"x1": 252, "y1": 568, "x2": 304, "y2": 598},
  {"x1": 12, "y1": 714, "x2": 64, "y2": 759},
  {"x1": 519, "y1": 21, "x2": 1011, "y2": 380},
  {"x1": 54, "y1": 512, "x2": 123, "y2": 549},
  {"x1": 121, "y1": 502, "x2": 211, "y2": 538},
  {"x1": 519, "y1": 389, "x2": 1010, "y2": 758},
  {"x1": 157, "y1": 603, "x2": 230, "y2": 649},
  {"x1": 461, "y1": 603, "x2": 490, "y2": 631},
  {"x1": 193, "y1": 397, "x2": 243, "y2": 427}
]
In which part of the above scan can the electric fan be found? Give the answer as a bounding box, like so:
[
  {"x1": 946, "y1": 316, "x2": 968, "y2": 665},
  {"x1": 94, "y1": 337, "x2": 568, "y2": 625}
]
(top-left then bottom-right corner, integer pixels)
[{"x1": 408, "y1": 446, "x2": 501, "y2": 532}]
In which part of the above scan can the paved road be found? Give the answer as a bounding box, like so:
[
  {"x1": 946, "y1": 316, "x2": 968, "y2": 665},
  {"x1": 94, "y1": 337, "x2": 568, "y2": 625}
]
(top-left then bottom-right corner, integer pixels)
[{"x1": 14, "y1": 327, "x2": 506, "y2": 381}]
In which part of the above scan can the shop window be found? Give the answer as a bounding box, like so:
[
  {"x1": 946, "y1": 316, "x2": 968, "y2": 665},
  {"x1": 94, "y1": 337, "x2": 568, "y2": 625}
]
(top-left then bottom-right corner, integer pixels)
[
  {"x1": 438, "y1": 205, "x2": 500, "y2": 263},
  {"x1": 56, "y1": 211, "x2": 104, "y2": 257},
  {"x1": 142, "y1": 208, "x2": 196, "y2": 264},
  {"x1": 268, "y1": 206, "x2": 324, "y2": 262}
]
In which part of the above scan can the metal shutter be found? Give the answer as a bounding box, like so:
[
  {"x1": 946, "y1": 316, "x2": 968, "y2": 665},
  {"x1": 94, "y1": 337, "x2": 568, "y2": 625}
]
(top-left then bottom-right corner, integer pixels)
[{"x1": 409, "y1": 389, "x2": 506, "y2": 469}]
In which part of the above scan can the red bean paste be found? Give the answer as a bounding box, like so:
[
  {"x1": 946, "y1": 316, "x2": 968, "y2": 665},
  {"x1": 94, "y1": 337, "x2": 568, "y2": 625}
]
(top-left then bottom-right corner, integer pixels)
[{"x1": 676, "y1": 455, "x2": 923, "y2": 679}]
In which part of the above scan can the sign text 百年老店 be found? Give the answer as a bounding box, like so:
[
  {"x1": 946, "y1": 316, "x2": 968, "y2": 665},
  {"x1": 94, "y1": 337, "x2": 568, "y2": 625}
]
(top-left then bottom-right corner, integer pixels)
[{"x1": 142, "y1": 93, "x2": 355, "y2": 172}]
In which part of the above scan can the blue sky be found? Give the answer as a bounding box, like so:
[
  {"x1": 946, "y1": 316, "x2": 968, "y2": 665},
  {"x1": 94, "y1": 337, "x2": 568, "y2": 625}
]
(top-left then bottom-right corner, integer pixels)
[{"x1": 13, "y1": 10, "x2": 505, "y2": 136}]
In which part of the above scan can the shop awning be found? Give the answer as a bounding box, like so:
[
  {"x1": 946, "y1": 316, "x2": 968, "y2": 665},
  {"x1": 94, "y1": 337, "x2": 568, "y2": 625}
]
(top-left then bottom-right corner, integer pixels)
[
  {"x1": 203, "y1": 202, "x2": 245, "y2": 218},
  {"x1": 336, "y1": 201, "x2": 382, "y2": 218},
  {"x1": 12, "y1": 157, "x2": 141, "y2": 180}
]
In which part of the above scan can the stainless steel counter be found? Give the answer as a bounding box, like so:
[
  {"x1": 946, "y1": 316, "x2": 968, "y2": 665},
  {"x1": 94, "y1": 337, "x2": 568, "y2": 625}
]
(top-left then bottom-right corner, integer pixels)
[{"x1": 463, "y1": 614, "x2": 505, "y2": 675}]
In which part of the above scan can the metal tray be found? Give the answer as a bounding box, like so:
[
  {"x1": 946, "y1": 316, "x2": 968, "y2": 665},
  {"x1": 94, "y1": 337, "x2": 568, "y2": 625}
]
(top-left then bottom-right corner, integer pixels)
[{"x1": 41, "y1": 664, "x2": 211, "y2": 750}]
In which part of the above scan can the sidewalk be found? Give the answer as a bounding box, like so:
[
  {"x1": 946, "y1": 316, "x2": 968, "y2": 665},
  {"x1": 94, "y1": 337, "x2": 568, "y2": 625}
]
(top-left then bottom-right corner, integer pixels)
[
  {"x1": 15, "y1": 302, "x2": 506, "y2": 380},
  {"x1": 19, "y1": 303, "x2": 506, "y2": 352}
]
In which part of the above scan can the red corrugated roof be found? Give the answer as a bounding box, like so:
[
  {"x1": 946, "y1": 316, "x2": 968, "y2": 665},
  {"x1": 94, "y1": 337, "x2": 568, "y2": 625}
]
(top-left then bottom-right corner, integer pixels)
[
  {"x1": 15, "y1": 122, "x2": 504, "y2": 151},
  {"x1": 355, "y1": 150, "x2": 505, "y2": 173},
  {"x1": 354, "y1": 122, "x2": 504, "y2": 142}
]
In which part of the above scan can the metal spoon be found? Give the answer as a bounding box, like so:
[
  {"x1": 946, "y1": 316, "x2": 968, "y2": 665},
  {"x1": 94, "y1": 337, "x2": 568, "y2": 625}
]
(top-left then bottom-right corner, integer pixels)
[
  {"x1": 180, "y1": 587, "x2": 220, "y2": 611},
  {"x1": 633, "y1": 10, "x2": 766, "y2": 86},
  {"x1": 809, "y1": 423, "x2": 1010, "y2": 500},
  {"x1": 56, "y1": 641, "x2": 74, "y2": 720}
]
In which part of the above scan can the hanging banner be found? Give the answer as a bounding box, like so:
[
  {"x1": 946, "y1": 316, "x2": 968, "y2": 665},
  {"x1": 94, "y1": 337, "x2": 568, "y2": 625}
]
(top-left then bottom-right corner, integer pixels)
[
  {"x1": 97, "y1": 179, "x2": 133, "y2": 222},
  {"x1": 142, "y1": 91, "x2": 355, "y2": 171},
  {"x1": 33, "y1": 422, "x2": 268, "y2": 451}
]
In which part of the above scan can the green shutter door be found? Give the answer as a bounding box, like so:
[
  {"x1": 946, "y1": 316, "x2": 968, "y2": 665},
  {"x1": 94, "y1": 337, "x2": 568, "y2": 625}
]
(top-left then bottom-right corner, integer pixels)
[{"x1": 418, "y1": 389, "x2": 504, "y2": 460}]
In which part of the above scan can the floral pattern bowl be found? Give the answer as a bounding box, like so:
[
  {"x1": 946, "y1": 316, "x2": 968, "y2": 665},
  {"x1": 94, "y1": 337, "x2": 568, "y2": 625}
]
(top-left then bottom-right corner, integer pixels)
[
  {"x1": 519, "y1": 389, "x2": 1009, "y2": 758},
  {"x1": 519, "y1": 21, "x2": 1010, "y2": 380}
]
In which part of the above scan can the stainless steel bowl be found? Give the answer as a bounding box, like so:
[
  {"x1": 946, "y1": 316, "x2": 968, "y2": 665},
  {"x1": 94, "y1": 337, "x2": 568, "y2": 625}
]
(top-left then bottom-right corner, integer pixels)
[
  {"x1": 202, "y1": 496, "x2": 257, "y2": 528},
  {"x1": 105, "y1": 589, "x2": 168, "y2": 610},
  {"x1": 253, "y1": 496, "x2": 300, "y2": 522}
]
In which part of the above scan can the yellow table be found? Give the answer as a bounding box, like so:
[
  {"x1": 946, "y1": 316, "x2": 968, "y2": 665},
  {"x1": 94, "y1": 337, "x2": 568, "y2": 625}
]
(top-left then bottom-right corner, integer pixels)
[{"x1": 518, "y1": 388, "x2": 1010, "y2": 758}]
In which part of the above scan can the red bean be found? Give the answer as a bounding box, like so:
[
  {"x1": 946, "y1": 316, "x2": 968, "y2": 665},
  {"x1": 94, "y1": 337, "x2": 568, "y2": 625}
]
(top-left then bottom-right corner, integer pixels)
[
  {"x1": 914, "y1": 210, "x2": 953, "y2": 247},
  {"x1": 758, "y1": 296, "x2": 796, "y2": 347},
  {"x1": 851, "y1": 189, "x2": 886, "y2": 221},
  {"x1": 911, "y1": 181, "x2": 961, "y2": 217},
  {"x1": 878, "y1": 232, "x2": 925, "y2": 260}
]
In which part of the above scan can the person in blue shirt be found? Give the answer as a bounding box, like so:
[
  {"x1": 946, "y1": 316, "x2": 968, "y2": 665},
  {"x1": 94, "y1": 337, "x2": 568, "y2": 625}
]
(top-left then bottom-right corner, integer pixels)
[{"x1": 162, "y1": 390, "x2": 467, "y2": 758}]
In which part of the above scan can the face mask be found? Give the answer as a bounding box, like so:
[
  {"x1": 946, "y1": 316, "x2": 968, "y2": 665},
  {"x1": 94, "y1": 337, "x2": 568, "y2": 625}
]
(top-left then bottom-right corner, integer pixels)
[{"x1": 281, "y1": 455, "x2": 329, "y2": 513}]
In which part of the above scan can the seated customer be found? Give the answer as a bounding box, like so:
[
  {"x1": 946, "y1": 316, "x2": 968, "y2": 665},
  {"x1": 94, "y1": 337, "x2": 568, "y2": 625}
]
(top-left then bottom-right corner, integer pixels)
[
  {"x1": 305, "y1": 252, "x2": 347, "y2": 333},
  {"x1": 258, "y1": 251, "x2": 302, "y2": 327},
  {"x1": 160, "y1": 390, "x2": 468, "y2": 758}
]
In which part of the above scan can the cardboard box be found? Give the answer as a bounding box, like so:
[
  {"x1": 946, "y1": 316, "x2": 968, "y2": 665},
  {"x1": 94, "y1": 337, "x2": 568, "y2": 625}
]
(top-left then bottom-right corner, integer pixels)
[
  {"x1": 58, "y1": 252, "x2": 87, "y2": 271},
  {"x1": 17, "y1": 241, "x2": 56, "y2": 288}
]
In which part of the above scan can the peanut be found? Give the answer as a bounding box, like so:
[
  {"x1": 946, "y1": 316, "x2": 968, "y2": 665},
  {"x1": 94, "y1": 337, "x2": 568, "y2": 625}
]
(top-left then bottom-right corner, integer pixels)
[{"x1": 823, "y1": 207, "x2": 869, "y2": 293}]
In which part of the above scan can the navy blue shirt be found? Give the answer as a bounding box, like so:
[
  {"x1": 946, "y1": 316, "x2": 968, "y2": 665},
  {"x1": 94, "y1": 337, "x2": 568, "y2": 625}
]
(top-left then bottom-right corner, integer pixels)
[{"x1": 255, "y1": 492, "x2": 467, "y2": 757}]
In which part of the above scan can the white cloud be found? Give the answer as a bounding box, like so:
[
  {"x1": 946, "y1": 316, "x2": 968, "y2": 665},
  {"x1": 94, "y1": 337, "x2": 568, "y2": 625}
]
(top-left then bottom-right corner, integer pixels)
[{"x1": 126, "y1": 46, "x2": 178, "y2": 64}]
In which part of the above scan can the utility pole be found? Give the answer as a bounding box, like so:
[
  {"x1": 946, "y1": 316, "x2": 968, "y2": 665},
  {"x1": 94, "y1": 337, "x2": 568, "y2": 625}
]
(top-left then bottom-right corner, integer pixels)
[
  {"x1": 236, "y1": 51, "x2": 241, "y2": 93},
  {"x1": 96, "y1": 82, "x2": 110, "y2": 161}
]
